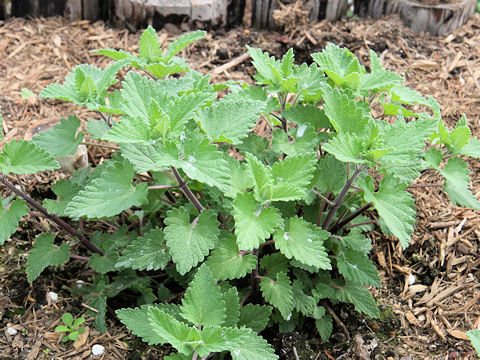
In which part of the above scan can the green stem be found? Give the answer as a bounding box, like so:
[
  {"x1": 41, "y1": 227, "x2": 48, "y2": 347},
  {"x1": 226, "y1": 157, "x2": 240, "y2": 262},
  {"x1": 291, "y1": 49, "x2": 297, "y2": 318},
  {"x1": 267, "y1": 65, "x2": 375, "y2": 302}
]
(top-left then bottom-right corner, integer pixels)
[{"x1": 0, "y1": 175, "x2": 103, "y2": 255}]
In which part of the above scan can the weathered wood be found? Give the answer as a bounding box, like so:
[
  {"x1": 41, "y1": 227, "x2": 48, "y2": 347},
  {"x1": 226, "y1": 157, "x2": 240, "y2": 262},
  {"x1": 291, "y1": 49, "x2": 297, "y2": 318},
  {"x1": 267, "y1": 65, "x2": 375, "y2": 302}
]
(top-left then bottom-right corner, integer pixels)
[
  {"x1": 12, "y1": 0, "x2": 66, "y2": 17},
  {"x1": 252, "y1": 0, "x2": 348, "y2": 29},
  {"x1": 354, "y1": 0, "x2": 476, "y2": 35}
]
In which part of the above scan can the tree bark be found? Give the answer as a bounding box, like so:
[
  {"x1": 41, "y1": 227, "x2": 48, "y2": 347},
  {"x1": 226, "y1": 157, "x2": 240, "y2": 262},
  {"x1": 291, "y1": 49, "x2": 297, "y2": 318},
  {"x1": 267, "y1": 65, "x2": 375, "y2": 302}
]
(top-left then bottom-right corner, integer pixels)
[{"x1": 354, "y1": 0, "x2": 476, "y2": 35}]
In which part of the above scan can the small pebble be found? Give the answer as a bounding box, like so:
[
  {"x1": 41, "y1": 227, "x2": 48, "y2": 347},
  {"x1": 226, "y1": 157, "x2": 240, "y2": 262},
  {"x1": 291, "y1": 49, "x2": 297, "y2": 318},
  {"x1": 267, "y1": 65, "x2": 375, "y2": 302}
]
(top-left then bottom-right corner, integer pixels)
[
  {"x1": 6, "y1": 327, "x2": 18, "y2": 336},
  {"x1": 48, "y1": 291, "x2": 59, "y2": 302},
  {"x1": 407, "y1": 274, "x2": 416, "y2": 285},
  {"x1": 76, "y1": 280, "x2": 85, "y2": 288},
  {"x1": 92, "y1": 344, "x2": 105, "y2": 356}
]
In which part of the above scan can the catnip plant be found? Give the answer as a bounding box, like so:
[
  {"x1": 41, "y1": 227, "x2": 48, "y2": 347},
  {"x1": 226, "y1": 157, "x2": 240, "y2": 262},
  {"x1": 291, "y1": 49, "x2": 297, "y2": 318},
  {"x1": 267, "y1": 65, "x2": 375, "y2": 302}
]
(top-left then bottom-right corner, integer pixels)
[{"x1": 1, "y1": 26, "x2": 479, "y2": 359}]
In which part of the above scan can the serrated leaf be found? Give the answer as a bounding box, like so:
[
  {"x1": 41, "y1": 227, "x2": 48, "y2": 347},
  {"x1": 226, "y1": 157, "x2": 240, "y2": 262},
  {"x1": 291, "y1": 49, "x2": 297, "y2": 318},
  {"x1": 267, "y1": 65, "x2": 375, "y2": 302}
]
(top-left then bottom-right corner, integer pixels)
[
  {"x1": 26, "y1": 233, "x2": 70, "y2": 282},
  {"x1": 389, "y1": 85, "x2": 430, "y2": 106},
  {"x1": 359, "y1": 51, "x2": 403, "y2": 91},
  {"x1": 206, "y1": 233, "x2": 257, "y2": 280},
  {"x1": 342, "y1": 229, "x2": 372, "y2": 253},
  {"x1": 323, "y1": 133, "x2": 368, "y2": 164},
  {"x1": 282, "y1": 104, "x2": 330, "y2": 129},
  {"x1": 0, "y1": 198, "x2": 29, "y2": 245},
  {"x1": 292, "y1": 280, "x2": 323, "y2": 318},
  {"x1": 43, "y1": 178, "x2": 83, "y2": 216},
  {"x1": 164, "y1": 207, "x2": 220, "y2": 275},
  {"x1": 33, "y1": 115, "x2": 84, "y2": 157},
  {"x1": 233, "y1": 192, "x2": 282, "y2": 251},
  {"x1": 139, "y1": 25, "x2": 162, "y2": 61},
  {"x1": 66, "y1": 159, "x2": 148, "y2": 219},
  {"x1": 361, "y1": 175, "x2": 416, "y2": 248},
  {"x1": 260, "y1": 272, "x2": 294, "y2": 319},
  {"x1": 197, "y1": 98, "x2": 265, "y2": 144},
  {"x1": 86, "y1": 119, "x2": 112, "y2": 140},
  {"x1": 221, "y1": 286, "x2": 240, "y2": 328},
  {"x1": 439, "y1": 157, "x2": 480, "y2": 209},
  {"x1": 315, "y1": 154, "x2": 347, "y2": 195},
  {"x1": 225, "y1": 157, "x2": 255, "y2": 198},
  {"x1": 228, "y1": 328, "x2": 278, "y2": 360},
  {"x1": 260, "y1": 253, "x2": 290, "y2": 277},
  {"x1": 247, "y1": 45, "x2": 282, "y2": 85},
  {"x1": 116, "y1": 228, "x2": 170, "y2": 271},
  {"x1": 120, "y1": 142, "x2": 179, "y2": 172},
  {"x1": 336, "y1": 280, "x2": 379, "y2": 318},
  {"x1": 89, "y1": 252, "x2": 118, "y2": 274},
  {"x1": 0, "y1": 140, "x2": 59, "y2": 175},
  {"x1": 460, "y1": 138, "x2": 480, "y2": 158},
  {"x1": 449, "y1": 126, "x2": 471, "y2": 152},
  {"x1": 180, "y1": 265, "x2": 226, "y2": 327},
  {"x1": 337, "y1": 248, "x2": 380, "y2": 287},
  {"x1": 164, "y1": 30, "x2": 206, "y2": 61},
  {"x1": 238, "y1": 304, "x2": 272, "y2": 332},
  {"x1": 312, "y1": 43, "x2": 365, "y2": 87},
  {"x1": 379, "y1": 117, "x2": 438, "y2": 183},
  {"x1": 273, "y1": 216, "x2": 331, "y2": 270},
  {"x1": 271, "y1": 127, "x2": 321, "y2": 157},
  {"x1": 315, "y1": 314, "x2": 333, "y2": 342}
]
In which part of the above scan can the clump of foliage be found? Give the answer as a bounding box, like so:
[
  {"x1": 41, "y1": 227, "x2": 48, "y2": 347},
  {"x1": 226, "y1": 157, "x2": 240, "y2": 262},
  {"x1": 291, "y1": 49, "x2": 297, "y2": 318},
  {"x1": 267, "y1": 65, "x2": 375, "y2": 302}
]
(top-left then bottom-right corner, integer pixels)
[
  {"x1": 55, "y1": 313, "x2": 86, "y2": 342},
  {"x1": 1, "y1": 26, "x2": 479, "y2": 359}
]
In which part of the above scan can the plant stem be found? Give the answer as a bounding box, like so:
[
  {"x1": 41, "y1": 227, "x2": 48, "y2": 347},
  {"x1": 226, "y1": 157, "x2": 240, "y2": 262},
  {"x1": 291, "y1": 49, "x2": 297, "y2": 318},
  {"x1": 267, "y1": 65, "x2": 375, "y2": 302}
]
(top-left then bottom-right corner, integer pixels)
[
  {"x1": 322, "y1": 165, "x2": 366, "y2": 231},
  {"x1": 346, "y1": 219, "x2": 377, "y2": 229},
  {"x1": 80, "y1": 142, "x2": 118, "y2": 150},
  {"x1": 70, "y1": 254, "x2": 90, "y2": 261},
  {"x1": 329, "y1": 202, "x2": 373, "y2": 233},
  {"x1": 170, "y1": 166, "x2": 204, "y2": 212},
  {"x1": 313, "y1": 189, "x2": 335, "y2": 206},
  {"x1": 0, "y1": 175, "x2": 103, "y2": 255},
  {"x1": 95, "y1": 111, "x2": 112, "y2": 127},
  {"x1": 147, "y1": 184, "x2": 180, "y2": 190}
]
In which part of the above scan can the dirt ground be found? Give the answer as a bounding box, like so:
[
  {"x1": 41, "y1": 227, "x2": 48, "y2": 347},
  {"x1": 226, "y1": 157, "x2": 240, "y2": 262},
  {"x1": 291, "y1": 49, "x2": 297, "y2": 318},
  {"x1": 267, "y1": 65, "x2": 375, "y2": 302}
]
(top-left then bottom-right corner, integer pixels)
[{"x1": 1, "y1": 8, "x2": 480, "y2": 360}]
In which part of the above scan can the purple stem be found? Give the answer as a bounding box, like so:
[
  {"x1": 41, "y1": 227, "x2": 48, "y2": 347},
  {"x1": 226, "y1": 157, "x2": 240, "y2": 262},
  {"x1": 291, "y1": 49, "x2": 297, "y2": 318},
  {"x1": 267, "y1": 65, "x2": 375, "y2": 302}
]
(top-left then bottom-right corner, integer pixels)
[
  {"x1": 170, "y1": 167, "x2": 204, "y2": 213},
  {"x1": 0, "y1": 175, "x2": 103, "y2": 255}
]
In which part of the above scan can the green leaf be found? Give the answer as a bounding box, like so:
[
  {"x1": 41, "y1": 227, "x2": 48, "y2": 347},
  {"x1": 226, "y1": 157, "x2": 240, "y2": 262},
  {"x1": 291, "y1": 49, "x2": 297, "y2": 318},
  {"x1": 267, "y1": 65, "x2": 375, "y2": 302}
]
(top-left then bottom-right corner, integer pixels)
[
  {"x1": 312, "y1": 43, "x2": 365, "y2": 87},
  {"x1": 238, "y1": 304, "x2": 272, "y2": 332},
  {"x1": 315, "y1": 314, "x2": 333, "y2": 342},
  {"x1": 467, "y1": 330, "x2": 480, "y2": 356},
  {"x1": 221, "y1": 286, "x2": 240, "y2": 328},
  {"x1": 197, "y1": 98, "x2": 265, "y2": 144},
  {"x1": 315, "y1": 155, "x2": 347, "y2": 195},
  {"x1": 116, "y1": 228, "x2": 170, "y2": 271},
  {"x1": 336, "y1": 281, "x2": 379, "y2": 318},
  {"x1": 389, "y1": 85, "x2": 430, "y2": 106},
  {"x1": 62, "y1": 313, "x2": 74, "y2": 327},
  {"x1": 281, "y1": 104, "x2": 330, "y2": 130},
  {"x1": 225, "y1": 157, "x2": 255, "y2": 198},
  {"x1": 233, "y1": 192, "x2": 282, "y2": 251},
  {"x1": 0, "y1": 199, "x2": 29, "y2": 245},
  {"x1": 320, "y1": 84, "x2": 369, "y2": 134},
  {"x1": 271, "y1": 127, "x2": 321, "y2": 157},
  {"x1": 139, "y1": 25, "x2": 162, "y2": 61},
  {"x1": 260, "y1": 272, "x2": 294, "y2": 319},
  {"x1": 117, "y1": 304, "x2": 182, "y2": 345},
  {"x1": 164, "y1": 30, "x2": 206, "y2": 61},
  {"x1": 379, "y1": 117, "x2": 438, "y2": 183},
  {"x1": 361, "y1": 175, "x2": 416, "y2": 248},
  {"x1": 43, "y1": 178, "x2": 83, "y2": 216},
  {"x1": 460, "y1": 138, "x2": 480, "y2": 158},
  {"x1": 26, "y1": 233, "x2": 70, "y2": 282},
  {"x1": 66, "y1": 159, "x2": 148, "y2": 219},
  {"x1": 165, "y1": 354, "x2": 190, "y2": 360},
  {"x1": 33, "y1": 115, "x2": 84, "y2": 158},
  {"x1": 206, "y1": 233, "x2": 257, "y2": 280},
  {"x1": 449, "y1": 126, "x2": 471, "y2": 152},
  {"x1": 337, "y1": 248, "x2": 380, "y2": 287},
  {"x1": 292, "y1": 280, "x2": 323, "y2": 318},
  {"x1": 55, "y1": 325, "x2": 70, "y2": 333},
  {"x1": 273, "y1": 216, "x2": 331, "y2": 270},
  {"x1": 164, "y1": 207, "x2": 220, "y2": 275},
  {"x1": 88, "y1": 252, "x2": 117, "y2": 274},
  {"x1": 323, "y1": 133, "x2": 368, "y2": 164},
  {"x1": 180, "y1": 265, "x2": 226, "y2": 327},
  {"x1": 438, "y1": 157, "x2": 480, "y2": 209},
  {"x1": 358, "y1": 50, "x2": 403, "y2": 91},
  {"x1": 247, "y1": 46, "x2": 282, "y2": 85},
  {"x1": 0, "y1": 140, "x2": 59, "y2": 175},
  {"x1": 227, "y1": 328, "x2": 278, "y2": 360},
  {"x1": 86, "y1": 119, "x2": 111, "y2": 140}
]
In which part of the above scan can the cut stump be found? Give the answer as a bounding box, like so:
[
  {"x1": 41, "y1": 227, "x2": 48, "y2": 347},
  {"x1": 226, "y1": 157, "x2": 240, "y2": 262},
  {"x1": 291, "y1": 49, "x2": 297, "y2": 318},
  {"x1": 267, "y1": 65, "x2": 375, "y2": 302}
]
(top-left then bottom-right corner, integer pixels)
[{"x1": 354, "y1": 0, "x2": 476, "y2": 35}]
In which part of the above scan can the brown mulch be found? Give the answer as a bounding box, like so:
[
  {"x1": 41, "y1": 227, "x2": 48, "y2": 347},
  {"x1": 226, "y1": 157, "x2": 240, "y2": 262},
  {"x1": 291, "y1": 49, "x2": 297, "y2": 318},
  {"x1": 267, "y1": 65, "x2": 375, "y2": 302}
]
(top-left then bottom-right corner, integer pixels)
[{"x1": 1, "y1": 10, "x2": 480, "y2": 360}]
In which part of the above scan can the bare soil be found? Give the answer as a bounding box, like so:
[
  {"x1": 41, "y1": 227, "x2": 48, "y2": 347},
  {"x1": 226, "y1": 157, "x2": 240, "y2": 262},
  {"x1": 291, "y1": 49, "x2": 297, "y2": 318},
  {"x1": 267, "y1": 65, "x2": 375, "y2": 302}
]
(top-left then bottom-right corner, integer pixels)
[{"x1": 1, "y1": 10, "x2": 480, "y2": 360}]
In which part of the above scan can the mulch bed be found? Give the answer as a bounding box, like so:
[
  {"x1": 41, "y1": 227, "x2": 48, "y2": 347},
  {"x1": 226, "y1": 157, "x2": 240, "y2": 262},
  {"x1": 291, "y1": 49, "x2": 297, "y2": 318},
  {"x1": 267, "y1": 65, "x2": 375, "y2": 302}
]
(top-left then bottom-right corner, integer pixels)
[{"x1": 1, "y1": 9, "x2": 480, "y2": 360}]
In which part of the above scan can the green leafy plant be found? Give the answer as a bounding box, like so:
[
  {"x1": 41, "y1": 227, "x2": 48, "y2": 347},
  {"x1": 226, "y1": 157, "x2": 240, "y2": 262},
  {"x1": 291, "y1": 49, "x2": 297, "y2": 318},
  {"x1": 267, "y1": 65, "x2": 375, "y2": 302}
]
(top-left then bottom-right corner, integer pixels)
[
  {"x1": 467, "y1": 330, "x2": 480, "y2": 355},
  {"x1": 54, "y1": 313, "x2": 86, "y2": 342},
  {"x1": 1, "y1": 26, "x2": 479, "y2": 359}
]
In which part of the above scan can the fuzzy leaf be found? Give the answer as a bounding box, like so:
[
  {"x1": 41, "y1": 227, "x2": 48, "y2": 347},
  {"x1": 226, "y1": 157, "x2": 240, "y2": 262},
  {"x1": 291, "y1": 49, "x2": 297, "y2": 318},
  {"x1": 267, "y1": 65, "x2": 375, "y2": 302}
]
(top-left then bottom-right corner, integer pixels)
[
  {"x1": 260, "y1": 272, "x2": 294, "y2": 319},
  {"x1": 26, "y1": 233, "x2": 70, "y2": 282},
  {"x1": 164, "y1": 207, "x2": 220, "y2": 275},
  {"x1": 180, "y1": 265, "x2": 226, "y2": 327},
  {"x1": 164, "y1": 30, "x2": 206, "y2": 61},
  {"x1": 238, "y1": 304, "x2": 273, "y2": 332},
  {"x1": 138, "y1": 25, "x2": 162, "y2": 61},
  {"x1": 221, "y1": 287, "x2": 240, "y2": 328},
  {"x1": 439, "y1": 157, "x2": 480, "y2": 209},
  {"x1": 315, "y1": 155, "x2": 347, "y2": 195},
  {"x1": 233, "y1": 192, "x2": 282, "y2": 251},
  {"x1": 315, "y1": 315, "x2": 333, "y2": 342},
  {"x1": 337, "y1": 248, "x2": 380, "y2": 287},
  {"x1": 281, "y1": 104, "x2": 330, "y2": 129},
  {"x1": 0, "y1": 140, "x2": 59, "y2": 175},
  {"x1": 227, "y1": 328, "x2": 278, "y2": 360},
  {"x1": 0, "y1": 199, "x2": 29, "y2": 245},
  {"x1": 33, "y1": 116, "x2": 84, "y2": 157},
  {"x1": 336, "y1": 281, "x2": 379, "y2": 318},
  {"x1": 43, "y1": 178, "x2": 83, "y2": 216},
  {"x1": 116, "y1": 228, "x2": 170, "y2": 271},
  {"x1": 361, "y1": 175, "x2": 416, "y2": 248},
  {"x1": 206, "y1": 233, "x2": 257, "y2": 280},
  {"x1": 247, "y1": 45, "x2": 282, "y2": 85},
  {"x1": 273, "y1": 216, "x2": 331, "y2": 270},
  {"x1": 197, "y1": 98, "x2": 265, "y2": 144},
  {"x1": 323, "y1": 133, "x2": 368, "y2": 164},
  {"x1": 460, "y1": 138, "x2": 480, "y2": 158},
  {"x1": 66, "y1": 159, "x2": 148, "y2": 219}
]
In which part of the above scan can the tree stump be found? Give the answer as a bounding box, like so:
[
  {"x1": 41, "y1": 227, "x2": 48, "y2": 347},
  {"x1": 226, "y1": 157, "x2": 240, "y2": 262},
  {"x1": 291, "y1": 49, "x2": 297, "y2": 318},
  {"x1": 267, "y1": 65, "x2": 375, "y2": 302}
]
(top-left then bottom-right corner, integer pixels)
[
  {"x1": 354, "y1": 0, "x2": 476, "y2": 35},
  {"x1": 11, "y1": 0, "x2": 102, "y2": 20},
  {"x1": 252, "y1": 0, "x2": 348, "y2": 29}
]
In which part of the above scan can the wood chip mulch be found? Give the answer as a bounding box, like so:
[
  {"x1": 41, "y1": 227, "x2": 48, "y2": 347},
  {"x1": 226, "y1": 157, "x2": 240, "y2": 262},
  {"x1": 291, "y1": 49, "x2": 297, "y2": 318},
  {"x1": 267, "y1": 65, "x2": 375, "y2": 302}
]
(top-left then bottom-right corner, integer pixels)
[{"x1": 1, "y1": 12, "x2": 480, "y2": 359}]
